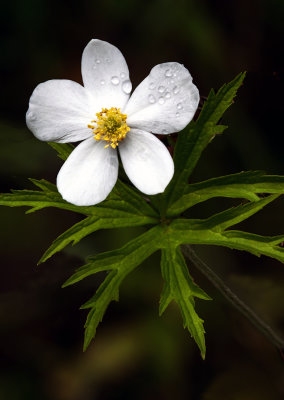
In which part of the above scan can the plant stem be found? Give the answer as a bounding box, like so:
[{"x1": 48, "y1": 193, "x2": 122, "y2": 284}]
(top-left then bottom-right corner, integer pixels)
[{"x1": 182, "y1": 244, "x2": 284, "y2": 352}]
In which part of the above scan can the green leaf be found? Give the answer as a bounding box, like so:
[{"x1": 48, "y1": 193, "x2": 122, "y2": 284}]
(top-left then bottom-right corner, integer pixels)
[
  {"x1": 63, "y1": 225, "x2": 163, "y2": 288},
  {"x1": 162, "y1": 72, "x2": 246, "y2": 213},
  {"x1": 0, "y1": 175, "x2": 158, "y2": 219},
  {"x1": 29, "y1": 178, "x2": 58, "y2": 192},
  {"x1": 62, "y1": 226, "x2": 163, "y2": 350},
  {"x1": 181, "y1": 194, "x2": 279, "y2": 232},
  {"x1": 167, "y1": 195, "x2": 284, "y2": 263},
  {"x1": 168, "y1": 171, "x2": 284, "y2": 216},
  {"x1": 0, "y1": 189, "x2": 96, "y2": 215},
  {"x1": 169, "y1": 221, "x2": 284, "y2": 263},
  {"x1": 160, "y1": 244, "x2": 210, "y2": 359},
  {"x1": 82, "y1": 270, "x2": 119, "y2": 350},
  {"x1": 39, "y1": 211, "x2": 159, "y2": 264},
  {"x1": 48, "y1": 142, "x2": 74, "y2": 161}
]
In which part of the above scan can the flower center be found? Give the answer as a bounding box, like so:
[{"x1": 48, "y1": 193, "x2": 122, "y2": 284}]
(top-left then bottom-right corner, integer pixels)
[{"x1": 88, "y1": 107, "x2": 130, "y2": 149}]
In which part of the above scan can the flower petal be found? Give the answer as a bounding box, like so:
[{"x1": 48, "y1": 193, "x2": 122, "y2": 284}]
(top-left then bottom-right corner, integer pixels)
[
  {"x1": 26, "y1": 80, "x2": 97, "y2": 143},
  {"x1": 82, "y1": 39, "x2": 131, "y2": 110},
  {"x1": 119, "y1": 129, "x2": 174, "y2": 195},
  {"x1": 57, "y1": 138, "x2": 118, "y2": 206},
  {"x1": 124, "y1": 62, "x2": 199, "y2": 134}
]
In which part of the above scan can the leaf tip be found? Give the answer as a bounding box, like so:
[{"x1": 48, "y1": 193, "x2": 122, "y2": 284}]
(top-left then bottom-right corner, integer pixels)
[
  {"x1": 62, "y1": 277, "x2": 73, "y2": 288},
  {"x1": 83, "y1": 338, "x2": 91, "y2": 352},
  {"x1": 37, "y1": 257, "x2": 45, "y2": 266}
]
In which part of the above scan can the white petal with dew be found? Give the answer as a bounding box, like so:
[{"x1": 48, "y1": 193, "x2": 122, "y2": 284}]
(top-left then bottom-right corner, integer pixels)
[
  {"x1": 119, "y1": 129, "x2": 174, "y2": 195},
  {"x1": 82, "y1": 39, "x2": 131, "y2": 110},
  {"x1": 57, "y1": 138, "x2": 118, "y2": 206},
  {"x1": 26, "y1": 80, "x2": 97, "y2": 143},
  {"x1": 124, "y1": 62, "x2": 199, "y2": 134}
]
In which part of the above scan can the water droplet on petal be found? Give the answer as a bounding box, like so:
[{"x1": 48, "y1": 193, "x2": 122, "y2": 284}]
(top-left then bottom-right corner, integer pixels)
[
  {"x1": 158, "y1": 86, "x2": 165, "y2": 93},
  {"x1": 96, "y1": 59, "x2": 101, "y2": 64},
  {"x1": 158, "y1": 97, "x2": 165, "y2": 105},
  {"x1": 173, "y1": 86, "x2": 180, "y2": 94},
  {"x1": 177, "y1": 102, "x2": 183, "y2": 110},
  {"x1": 28, "y1": 111, "x2": 36, "y2": 121},
  {"x1": 148, "y1": 94, "x2": 156, "y2": 104},
  {"x1": 173, "y1": 73, "x2": 177, "y2": 77},
  {"x1": 100, "y1": 80, "x2": 105, "y2": 85},
  {"x1": 149, "y1": 82, "x2": 155, "y2": 90},
  {"x1": 122, "y1": 80, "x2": 132, "y2": 94},
  {"x1": 165, "y1": 69, "x2": 172, "y2": 77},
  {"x1": 111, "y1": 76, "x2": 120, "y2": 85},
  {"x1": 165, "y1": 92, "x2": 171, "y2": 99},
  {"x1": 120, "y1": 72, "x2": 126, "y2": 79},
  {"x1": 176, "y1": 112, "x2": 180, "y2": 117}
]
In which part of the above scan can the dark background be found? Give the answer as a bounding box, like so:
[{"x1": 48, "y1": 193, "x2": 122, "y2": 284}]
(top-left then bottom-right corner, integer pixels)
[{"x1": 0, "y1": 0, "x2": 283, "y2": 399}]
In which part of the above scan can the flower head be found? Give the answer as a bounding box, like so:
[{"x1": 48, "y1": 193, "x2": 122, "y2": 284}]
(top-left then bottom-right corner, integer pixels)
[
  {"x1": 90, "y1": 107, "x2": 130, "y2": 149},
  {"x1": 26, "y1": 39, "x2": 199, "y2": 206}
]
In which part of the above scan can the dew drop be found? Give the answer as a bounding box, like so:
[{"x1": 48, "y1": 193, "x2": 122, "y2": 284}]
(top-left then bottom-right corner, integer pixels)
[
  {"x1": 177, "y1": 102, "x2": 183, "y2": 110},
  {"x1": 149, "y1": 82, "x2": 155, "y2": 90},
  {"x1": 165, "y1": 92, "x2": 171, "y2": 99},
  {"x1": 165, "y1": 69, "x2": 172, "y2": 77},
  {"x1": 173, "y1": 73, "x2": 177, "y2": 77},
  {"x1": 158, "y1": 97, "x2": 165, "y2": 105},
  {"x1": 173, "y1": 86, "x2": 180, "y2": 94},
  {"x1": 96, "y1": 59, "x2": 101, "y2": 64},
  {"x1": 100, "y1": 80, "x2": 105, "y2": 85},
  {"x1": 120, "y1": 72, "x2": 126, "y2": 79},
  {"x1": 148, "y1": 94, "x2": 156, "y2": 104},
  {"x1": 28, "y1": 111, "x2": 36, "y2": 121},
  {"x1": 176, "y1": 112, "x2": 180, "y2": 117},
  {"x1": 158, "y1": 85, "x2": 165, "y2": 93},
  {"x1": 122, "y1": 80, "x2": 132, "y2": 94},
  {"x1": 111, "y1": 76, "x2": 120, "y2": 85}
]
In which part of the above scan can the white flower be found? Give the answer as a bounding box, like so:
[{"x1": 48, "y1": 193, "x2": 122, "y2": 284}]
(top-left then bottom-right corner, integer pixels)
[{"x1": 26, "y1": 39, "x2": 199, "y2": 206}]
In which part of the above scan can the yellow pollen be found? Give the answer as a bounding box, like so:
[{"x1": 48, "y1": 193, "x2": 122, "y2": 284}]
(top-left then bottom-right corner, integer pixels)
[{"x1": 89, "y1": 107, "x2": 130, "y2": 149}]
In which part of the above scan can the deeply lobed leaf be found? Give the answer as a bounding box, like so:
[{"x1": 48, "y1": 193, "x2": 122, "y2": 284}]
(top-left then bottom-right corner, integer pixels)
[
  {"x1": 169, "y1": 222, "x2": 284, "y2": 263},
  {"x1": 0, "y1": 189, "x2": 95, "y2": 215},
  {"x1": 168, "y1": 171, "x2": 284, "y2": 216},
  {"x1": 0, "y1": 176, "x2": 158, "y2": 219},
  {"x1": 39, "y1": 212, "x2": 158, "y2": 264},
  {"x1": 161, "y1": 72, "x2": 246, "y2": 214},
  {"x1": 63, "y1": 226, "x2": 163, "y2": 288},
  {"x1": 160, "y1": 244, "x2": 210, "y2": 359},
  {"x1": 62, "y1": 226, "x2": 164, "y2": 350}
]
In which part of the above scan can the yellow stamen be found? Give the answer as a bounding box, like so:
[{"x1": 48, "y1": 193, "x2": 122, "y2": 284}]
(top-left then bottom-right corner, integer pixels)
[{"x1": 89, "y1": 107, "x2": 130, "y2": 149}]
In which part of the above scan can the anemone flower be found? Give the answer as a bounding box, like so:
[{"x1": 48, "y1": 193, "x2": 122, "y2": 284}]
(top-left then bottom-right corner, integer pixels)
[{"x1": 26, "y1": 39, "x2": 199, "y2": 206}]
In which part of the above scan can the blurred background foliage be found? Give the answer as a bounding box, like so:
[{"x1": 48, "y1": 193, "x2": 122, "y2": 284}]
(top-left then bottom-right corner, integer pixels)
[{"x1": 0, "y1": 0, "x2": 283, "y2": 399}]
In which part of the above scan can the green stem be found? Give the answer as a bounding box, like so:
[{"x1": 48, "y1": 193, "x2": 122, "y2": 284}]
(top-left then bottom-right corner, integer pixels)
[{"x1": 182, "y1": 245, "x2": 284, "y2": 351}]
